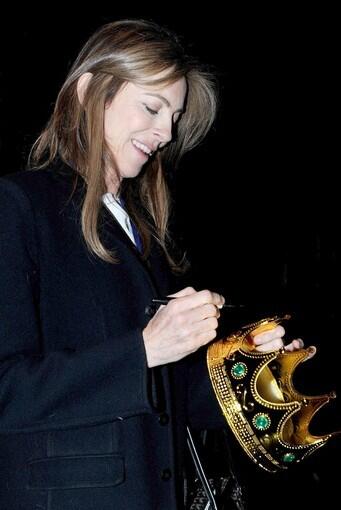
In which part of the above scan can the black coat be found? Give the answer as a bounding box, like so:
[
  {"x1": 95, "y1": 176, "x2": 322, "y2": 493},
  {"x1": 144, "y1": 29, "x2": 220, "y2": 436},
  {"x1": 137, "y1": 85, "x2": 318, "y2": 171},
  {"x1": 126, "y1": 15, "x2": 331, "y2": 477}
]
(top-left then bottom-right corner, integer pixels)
[{"x1": 0, "y1": 163, "x2": 223, "y2": 510}]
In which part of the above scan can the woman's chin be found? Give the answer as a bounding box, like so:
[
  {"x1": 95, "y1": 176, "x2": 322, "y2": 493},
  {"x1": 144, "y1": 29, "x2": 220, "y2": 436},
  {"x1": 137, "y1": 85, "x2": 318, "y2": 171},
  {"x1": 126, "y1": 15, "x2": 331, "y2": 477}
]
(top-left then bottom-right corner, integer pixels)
[{"x1": 121, "y1": 166, "x2": 146, "y2": 180}]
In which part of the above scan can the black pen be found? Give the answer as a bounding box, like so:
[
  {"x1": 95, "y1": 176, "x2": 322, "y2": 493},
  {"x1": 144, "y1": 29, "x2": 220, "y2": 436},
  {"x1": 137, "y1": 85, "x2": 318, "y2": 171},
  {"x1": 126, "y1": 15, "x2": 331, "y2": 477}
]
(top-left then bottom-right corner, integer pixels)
[{"x1": 151, "y1": 298, "x2": 244, "y2": 309}]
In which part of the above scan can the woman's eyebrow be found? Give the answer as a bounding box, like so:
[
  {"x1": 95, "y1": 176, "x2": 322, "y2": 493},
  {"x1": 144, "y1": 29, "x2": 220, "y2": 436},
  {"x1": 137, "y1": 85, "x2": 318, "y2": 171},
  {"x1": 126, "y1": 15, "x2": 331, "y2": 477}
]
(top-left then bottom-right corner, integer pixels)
[{"x1": 144, "y1": 93, "x2": 184, "y2": 113}]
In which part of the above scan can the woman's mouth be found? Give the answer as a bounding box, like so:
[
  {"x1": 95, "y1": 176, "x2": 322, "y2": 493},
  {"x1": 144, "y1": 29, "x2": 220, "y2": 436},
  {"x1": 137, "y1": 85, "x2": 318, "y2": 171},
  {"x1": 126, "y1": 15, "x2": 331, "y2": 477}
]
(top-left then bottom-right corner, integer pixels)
[{"x1": 132, "y1": 139, "x2": 153, "y2": 158}]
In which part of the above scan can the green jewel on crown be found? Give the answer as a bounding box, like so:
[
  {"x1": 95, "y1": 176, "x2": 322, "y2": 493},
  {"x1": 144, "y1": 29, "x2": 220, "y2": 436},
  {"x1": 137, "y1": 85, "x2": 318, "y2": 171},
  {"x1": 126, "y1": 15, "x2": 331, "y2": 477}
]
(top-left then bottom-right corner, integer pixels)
[
  {"x1": 252, "y1": 413, "x2": 271, "y2": 431},
  {"x1": 231, "y1": 362, "x2": 247, "y2": 379},
  {"x1": 283, "y1": 453, "x2": 296, "y2": 463}
]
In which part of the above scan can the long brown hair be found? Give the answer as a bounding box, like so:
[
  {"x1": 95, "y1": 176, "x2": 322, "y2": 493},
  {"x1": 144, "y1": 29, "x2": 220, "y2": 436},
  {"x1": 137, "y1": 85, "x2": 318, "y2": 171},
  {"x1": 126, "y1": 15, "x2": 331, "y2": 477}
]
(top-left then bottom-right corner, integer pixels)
[{"x1": 30, "y1": 19, "x2": 218, "y2": 267}]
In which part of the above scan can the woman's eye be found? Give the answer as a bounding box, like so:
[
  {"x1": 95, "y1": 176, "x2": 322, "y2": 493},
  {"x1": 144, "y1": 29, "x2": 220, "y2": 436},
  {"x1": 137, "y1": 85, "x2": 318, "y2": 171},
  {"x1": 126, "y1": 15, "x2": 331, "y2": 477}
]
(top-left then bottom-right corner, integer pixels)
[{"x1": 145, "y1": 105, "x2": 158, "y2": 116}]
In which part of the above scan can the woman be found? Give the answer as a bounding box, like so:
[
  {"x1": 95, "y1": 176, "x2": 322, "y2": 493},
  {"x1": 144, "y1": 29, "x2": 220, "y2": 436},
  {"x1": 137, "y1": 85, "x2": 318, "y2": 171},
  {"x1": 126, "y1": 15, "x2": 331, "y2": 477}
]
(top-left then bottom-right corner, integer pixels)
[{"x1": 0, "y1": 19, "x2": 304, "y2": 509}]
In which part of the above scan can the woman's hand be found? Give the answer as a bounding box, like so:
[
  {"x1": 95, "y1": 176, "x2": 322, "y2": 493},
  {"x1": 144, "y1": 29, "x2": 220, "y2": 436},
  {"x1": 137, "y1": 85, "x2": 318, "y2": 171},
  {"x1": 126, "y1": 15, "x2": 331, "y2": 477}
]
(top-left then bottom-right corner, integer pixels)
[
  {"x1": 251, "y1": 326, "x2": 316, "y2": 358},
  {"x1": 143, "y1": 288, "x2": 316, "y2": 367},
  {"x1": 143, "y1": 287, "x2": 224, "y2": 367}
]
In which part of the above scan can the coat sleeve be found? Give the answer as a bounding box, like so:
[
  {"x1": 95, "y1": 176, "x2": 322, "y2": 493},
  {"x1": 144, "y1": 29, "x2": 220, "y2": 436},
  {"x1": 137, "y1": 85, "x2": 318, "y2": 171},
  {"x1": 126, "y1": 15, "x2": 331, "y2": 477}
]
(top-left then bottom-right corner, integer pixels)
[
  {"x1": 0, "y1": 178, "x2": 153, "y2": 434},
  {"x1": 187, "y1": 349, "x2": 226, "y2": 430}
]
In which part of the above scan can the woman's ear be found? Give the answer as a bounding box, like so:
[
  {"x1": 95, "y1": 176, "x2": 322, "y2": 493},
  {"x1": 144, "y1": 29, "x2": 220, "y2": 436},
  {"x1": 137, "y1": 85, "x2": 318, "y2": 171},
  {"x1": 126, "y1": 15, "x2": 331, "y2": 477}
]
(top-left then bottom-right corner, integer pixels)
[{"x1": 77, "y1": 72, "x2": 93, "y2": 104}]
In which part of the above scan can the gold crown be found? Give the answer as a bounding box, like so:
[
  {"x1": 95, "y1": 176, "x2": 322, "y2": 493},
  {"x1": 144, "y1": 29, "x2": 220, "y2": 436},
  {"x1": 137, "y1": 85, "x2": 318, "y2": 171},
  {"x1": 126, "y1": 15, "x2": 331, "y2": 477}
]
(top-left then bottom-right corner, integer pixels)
[{"x1": 207, "y1": 315, "x2": 339, "y2": 472}]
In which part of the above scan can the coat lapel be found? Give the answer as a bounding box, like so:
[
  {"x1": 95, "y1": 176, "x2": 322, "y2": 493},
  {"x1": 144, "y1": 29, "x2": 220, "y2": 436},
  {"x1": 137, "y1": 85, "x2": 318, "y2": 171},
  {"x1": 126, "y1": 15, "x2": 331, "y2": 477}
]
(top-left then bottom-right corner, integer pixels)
[{"x1": 49, "y1": 162, "x2": 172, "y2": 299}]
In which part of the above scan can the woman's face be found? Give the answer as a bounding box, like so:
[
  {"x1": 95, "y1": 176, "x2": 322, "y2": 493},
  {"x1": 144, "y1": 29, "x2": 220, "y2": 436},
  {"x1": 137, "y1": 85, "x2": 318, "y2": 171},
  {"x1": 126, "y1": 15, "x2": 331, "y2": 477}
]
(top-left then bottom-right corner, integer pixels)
[{"x1": 104, "y1": 75, "x2": 187, "y2": 187}]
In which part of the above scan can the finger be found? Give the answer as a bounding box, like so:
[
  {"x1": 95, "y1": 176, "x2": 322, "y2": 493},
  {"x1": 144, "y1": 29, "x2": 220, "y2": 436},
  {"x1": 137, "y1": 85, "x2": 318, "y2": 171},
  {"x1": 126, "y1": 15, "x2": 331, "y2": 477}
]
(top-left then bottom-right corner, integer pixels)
[
  {"x1": 252, "y1": 325, "x2": 285, "y2": 346},
  {"x1": 194, "y1": 289, "x2": 225, "y2": 308},
  {"x1": 189, "y1": 316, "x2": 219, "y2": 337},
  {"x1": 198, "y1": 303, "x2": 221, "y2": 320},
  {"x1": 168, "y1": 289, "x2": 225, "y2": 312},
  {"x1": 192, "y1": 303, "x2": 221, "y2": 320},
  {"x1": 195, "y1": 328, "x2": 218, "y2": 346},
  {"x1": 165, "y1": 303, "x2": 219, "y2": 329},
  {"x1": 284, "y1": 342, "x2": 316, "y2": 360},
  {"x1": 284, "y1": 338, "x2": 304, "y2": 351},
  {"x1": 255, "y1": 337, "x2": 284, "y2": 352},
  {"x1": 167, "y1": 286, "x2": 197, "y2": 298},
  {"x1": 177, "y1": 328, "x2": 218, "y2": 356}
]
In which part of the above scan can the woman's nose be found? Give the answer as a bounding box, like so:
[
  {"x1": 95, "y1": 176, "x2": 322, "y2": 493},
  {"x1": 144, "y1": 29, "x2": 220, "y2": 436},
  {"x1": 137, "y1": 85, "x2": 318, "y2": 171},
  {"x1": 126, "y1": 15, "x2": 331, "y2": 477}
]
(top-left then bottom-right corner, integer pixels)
[{"x1": 153, "y1": 118, "x2": 173, "y2": 145}]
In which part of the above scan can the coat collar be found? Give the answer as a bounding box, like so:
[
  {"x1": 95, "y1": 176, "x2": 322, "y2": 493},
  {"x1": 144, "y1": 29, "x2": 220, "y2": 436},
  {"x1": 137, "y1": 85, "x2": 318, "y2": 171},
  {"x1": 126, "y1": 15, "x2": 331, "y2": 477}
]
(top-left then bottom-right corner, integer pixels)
[{"x1": 47, "y1": 160, "x2": 171, "y2": 296}]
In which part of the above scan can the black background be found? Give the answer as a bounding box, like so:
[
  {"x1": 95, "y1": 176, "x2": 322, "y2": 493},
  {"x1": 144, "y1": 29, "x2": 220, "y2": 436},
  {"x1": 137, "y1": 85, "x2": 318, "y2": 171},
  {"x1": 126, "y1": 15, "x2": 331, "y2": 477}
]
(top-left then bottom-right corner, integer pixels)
[{"x1": 0, "y1": 6, "x2": 339, "y2": 509}]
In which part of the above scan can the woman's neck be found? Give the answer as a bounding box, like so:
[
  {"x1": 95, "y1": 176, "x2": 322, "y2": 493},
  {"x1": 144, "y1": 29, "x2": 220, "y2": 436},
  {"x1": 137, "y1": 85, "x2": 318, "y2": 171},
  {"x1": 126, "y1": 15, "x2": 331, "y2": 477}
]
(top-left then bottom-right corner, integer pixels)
[{"x1": 105, "y1": 168, "x2": 121, "y2": 195}]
